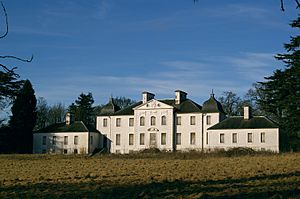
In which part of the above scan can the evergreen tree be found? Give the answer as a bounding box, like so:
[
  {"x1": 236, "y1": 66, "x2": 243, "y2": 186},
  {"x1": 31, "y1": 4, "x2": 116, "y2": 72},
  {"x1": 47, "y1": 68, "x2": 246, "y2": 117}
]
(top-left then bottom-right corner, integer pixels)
[
  {"x1": 69, "y1": 93, "x2": 94, "y2": 125},
  {"x1": 258, "y1": 15, "x2": 300, "y2": 151},
  {"x1": 9, "y1": 80, "x2": 37, "y2": 153}
]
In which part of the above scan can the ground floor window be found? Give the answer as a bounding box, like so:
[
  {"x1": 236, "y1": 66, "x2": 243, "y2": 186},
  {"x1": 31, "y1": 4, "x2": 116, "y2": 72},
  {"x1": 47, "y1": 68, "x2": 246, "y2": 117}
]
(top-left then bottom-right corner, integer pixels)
[
  {"x1": 74, "y1": 149, "x2": 78, "y2": 154},
  {"x1": 161, "y1": 133, "x2": 166, "y2": 145},
  {"x1": 232, "y1": 133, "x2": 237, "y2": 143},
  {"x1": 248, "y1": 133, "x2": 253, "y2": 143},
  {"x1": 176, "y1": 133, "x2": 181, "y2": 145},
  {"x1": 63, "y1": 149, "x2": 68, "y2": 154},
  {"x1": 140, "y1": 133, "x2": 145, "y2": 145},
  {"x1": 220, "y1": 133, "x2": 224, "y2": 143},
  {"x1": 116, "y1": 134, "x2": 121, "y2": 145},
  {"x1": 42, "y1": 136, "x2": 46, "y2": 145},
  {"x1": 261, "y1": 132, "x2": 265, "y2": 143},
  {"x1": 190, "y1": 132, "x2": 195, "y2": 145},
  {"x1": 129, "y1": 134, "x2": 134, "y2": 145}
]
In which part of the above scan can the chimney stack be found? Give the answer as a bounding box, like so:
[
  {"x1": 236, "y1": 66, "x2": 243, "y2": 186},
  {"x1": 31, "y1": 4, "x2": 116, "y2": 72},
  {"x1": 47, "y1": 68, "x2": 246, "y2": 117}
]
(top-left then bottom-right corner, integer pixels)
[
  {"x1": 142, "y1": 92, "x2": 155, "y2": 104},
  {"x1": 175, "y1": 90, "x2": 187, "y2": 105},
  {"x1": 66, "y1": 112, "x2": 74, "y2": 125},
  {"x1": 243, "y1": 106, "x2": 252, "y2": 120}
]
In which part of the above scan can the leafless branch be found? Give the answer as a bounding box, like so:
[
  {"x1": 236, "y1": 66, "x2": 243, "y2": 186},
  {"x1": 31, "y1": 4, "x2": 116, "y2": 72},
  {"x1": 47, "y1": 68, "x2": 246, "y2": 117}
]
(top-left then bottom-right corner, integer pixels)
[
  {"x1": 295, "y1": 0, "x2": 300, "y2": 8},
  {"x1": 0, "y1": 55, "x2": 33, "y2": 62},
  {"x1": 281, "y1": 0, "x2": 285, "y2": 11},
  {"x1": 0, "y1": 63, "x2": 19, "y2": 77},
  {"x1": 0, "y1": 1, "x2": 8, "y2": 39}
]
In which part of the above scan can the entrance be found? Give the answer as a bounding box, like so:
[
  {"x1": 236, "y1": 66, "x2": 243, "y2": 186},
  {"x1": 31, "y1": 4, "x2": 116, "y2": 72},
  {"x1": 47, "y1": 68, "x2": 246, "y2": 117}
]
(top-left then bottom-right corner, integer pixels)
[{"x1": 150, "y1": 133, "x2": 157, "y2": 147}]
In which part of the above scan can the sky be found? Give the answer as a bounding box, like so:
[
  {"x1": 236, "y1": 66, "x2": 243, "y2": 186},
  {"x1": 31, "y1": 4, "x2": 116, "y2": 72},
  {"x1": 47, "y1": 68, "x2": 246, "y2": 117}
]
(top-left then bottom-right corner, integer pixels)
[{"x1": 1, "y1": 0, "x2": 299, "y2": 107}]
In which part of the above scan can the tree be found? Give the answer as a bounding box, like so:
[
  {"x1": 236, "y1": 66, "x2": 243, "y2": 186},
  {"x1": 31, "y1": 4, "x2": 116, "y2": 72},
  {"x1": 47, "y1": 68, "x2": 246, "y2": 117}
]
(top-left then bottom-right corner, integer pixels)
[
  {"x1": 113, "y1": 96, "x2": 136, "y2": 110},
  {"x1": 218, "y1": 91, "x2": 242, "y2": 116},
  {"x1": 258, "y1": 16, "x2": 300, "y2": 151},
  {"x1": 48, "y1": 102, "x2": 66, "y2": 124},
  {"x1": 9, "y1": 80, "x2": 37, "y2": 153},
  {"x1": 69, "y1": 93, "x2": 95, "y2": 125},
  {"x1": 34, "y1": 97, "x2": 49, "y2": 130}
]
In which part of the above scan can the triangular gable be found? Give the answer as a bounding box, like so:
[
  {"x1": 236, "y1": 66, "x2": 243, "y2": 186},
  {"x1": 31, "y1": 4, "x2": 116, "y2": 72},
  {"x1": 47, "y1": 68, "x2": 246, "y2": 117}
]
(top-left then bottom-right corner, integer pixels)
[{"x1": 133, "y1": 99, "x2": 174, "y2": 110}]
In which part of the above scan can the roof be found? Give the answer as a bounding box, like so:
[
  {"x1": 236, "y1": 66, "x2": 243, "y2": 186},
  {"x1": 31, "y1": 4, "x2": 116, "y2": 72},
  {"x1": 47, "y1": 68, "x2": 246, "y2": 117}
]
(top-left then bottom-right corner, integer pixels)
[
  {"x1": 202, "y1": 94, "x2": 225, "y2": 114},
  {"x1": 99, "y1": 97, "x2": 120, "y2": 116},
  {"x1": 158, "y1": 99, "x2": 202, "y2": 113},
  {"x1": 35, "y1": 121, "x2": 97, "y2": 133},
  {"x1": 113, "y1": 101, "x2": 143, "y2": 116},
  {"x1": 208, "y1": 116, "x2": 278, "y2": 130}
]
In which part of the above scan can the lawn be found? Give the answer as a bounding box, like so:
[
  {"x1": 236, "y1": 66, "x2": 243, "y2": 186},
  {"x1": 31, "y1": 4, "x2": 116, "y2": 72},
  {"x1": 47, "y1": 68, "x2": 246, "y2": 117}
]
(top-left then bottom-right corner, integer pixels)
[{"x1": 0, "y1": 152, "x2": 299, "y2": 198}]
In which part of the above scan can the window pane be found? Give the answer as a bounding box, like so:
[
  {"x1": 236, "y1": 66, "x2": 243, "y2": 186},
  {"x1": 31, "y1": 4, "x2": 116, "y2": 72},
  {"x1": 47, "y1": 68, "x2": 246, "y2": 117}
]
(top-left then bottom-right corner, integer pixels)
[
  {"x1": 248, "y1": 133, "x2": 253, "y2": 143},
  {"x1": 161, "y1": 133, "x2": 166, "y2": 145},
  {"x1": 220, "y1": 133, "x2": 224, "y2": 143},
  {"x1": 151, "y1": 116, "x2": 156, "y2": 126},
  {"x1": 161, "y1": 116, "x2": 166, "y2": 125},
  {"x1": 103, "y1": 118, "x2": 107, "y2": 127},
  {"x1": 190, "y1": 132, "x2": 195, "y2": 145},
  {"x1": 129, "y1": 134, "x2": 134, "y2": 145},
  {"x1": 74, "y1": 136, "x2": 78, "y2": 145},
  {"x1": 129, "y1": 118, "x2": 134, "y2": 127},
  {"x1": 206, "y1": 115, "x2": 211, "y2": 125},
  {"x1": 176, "y1": 133, "x2": 181, "y2": 145},
  {"x1": 206, "y1": 132, "x2": 209, "y2": 145},
  {"x1": 140, "y1": 133, "x2": 145, "y2": 145},
  {"x1": 140, "y1": 117, "x2": 145, "y2": 126},
  {"x1": 64, "y1": 136, "x2": 68, "y2": 145},
  {"x1": 116, "y1": 134, "x2": 120, "y2": 145},
  {"x1": 261, "y1": 132, "x2": 265, "y2": 143},
  {"x1": 190, "y1": 116, "x2": 195, "y2": 125},
  {"x1": 116, "y1": 118, "x2": 121, "y2": 127},
  {"x1": 176, "y1": 116, "x2": 181, "y2": 125},
  {"x1": 232, "y1": 133, "x2": 237, "y2": 143}
]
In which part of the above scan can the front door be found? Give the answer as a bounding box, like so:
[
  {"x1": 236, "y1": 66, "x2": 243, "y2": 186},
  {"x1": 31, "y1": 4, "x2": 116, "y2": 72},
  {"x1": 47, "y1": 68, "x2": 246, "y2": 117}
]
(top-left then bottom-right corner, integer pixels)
[{"x1": 150, "y1": 133, "x2": 157, "y2": 147}]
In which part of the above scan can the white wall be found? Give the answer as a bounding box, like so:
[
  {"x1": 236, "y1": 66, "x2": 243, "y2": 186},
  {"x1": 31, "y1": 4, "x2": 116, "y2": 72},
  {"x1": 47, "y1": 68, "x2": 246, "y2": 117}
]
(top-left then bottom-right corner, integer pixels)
[
  {"x1": 207, "y1": 128, "x2": 279, "y2": 152},
  {"x1": 33, "y1": 132, "x2": 90, "y2": 154}
]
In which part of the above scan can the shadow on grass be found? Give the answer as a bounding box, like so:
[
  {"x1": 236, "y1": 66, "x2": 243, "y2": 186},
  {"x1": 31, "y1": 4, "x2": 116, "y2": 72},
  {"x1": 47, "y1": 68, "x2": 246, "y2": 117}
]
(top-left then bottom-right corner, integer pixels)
[{"x1": 1, "y1": 171, "x2": 300, "y2": 198}]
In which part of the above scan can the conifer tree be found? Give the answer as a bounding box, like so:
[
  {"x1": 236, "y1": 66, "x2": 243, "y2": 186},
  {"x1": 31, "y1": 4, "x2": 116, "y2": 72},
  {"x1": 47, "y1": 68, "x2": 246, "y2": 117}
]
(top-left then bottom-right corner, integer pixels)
[{"x1": 9, "y1": 80, "x2": 37, "y2": 153}]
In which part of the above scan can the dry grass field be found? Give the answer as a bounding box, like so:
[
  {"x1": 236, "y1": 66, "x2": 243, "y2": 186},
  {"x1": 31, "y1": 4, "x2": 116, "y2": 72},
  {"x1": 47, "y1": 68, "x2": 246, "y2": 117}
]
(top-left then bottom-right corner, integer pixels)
[{"x1": 0, "y1": 152, "x2": 299, "y2": 198}]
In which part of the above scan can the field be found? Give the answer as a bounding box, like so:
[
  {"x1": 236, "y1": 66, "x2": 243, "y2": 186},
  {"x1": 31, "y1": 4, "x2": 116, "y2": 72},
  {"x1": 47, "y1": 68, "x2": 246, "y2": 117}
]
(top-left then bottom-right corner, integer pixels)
[{"x1": 0, "y1": 152, "x2": 300, "y2": 198}]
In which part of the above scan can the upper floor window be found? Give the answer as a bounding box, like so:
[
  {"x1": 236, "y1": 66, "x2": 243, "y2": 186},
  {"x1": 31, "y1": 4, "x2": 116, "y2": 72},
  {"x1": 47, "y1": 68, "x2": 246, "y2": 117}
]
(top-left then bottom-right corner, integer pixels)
[
  {"x1": 116, "y1": 118, "x2": 121, "y2": 127},
  {"x1": 220, "y1": 133, "x2": 224, "y2": 143},
  {"x1": 161, "y1": 116, "x2": 167, "y2": 125},
  {"x1": 74, "y1": 136, "x2": 78, "y2": 145},
  {"x1": 64, "y1": 136, "x2": 68, "y2": 145},
  {"x1": 151, "y1": 116, "x2": 156, "y2": 126},
  {"x1": 176, "y1": 116, "x2": 181, "y2": 125},
  {"x1": 190, "y1": 116, "x2": 196, "y2": 125},
  {"x1": 129, "y1": 118, "x2": 134, "y2": 127},
  {"x1": 140, "y1": 116, "x2": 145, "y2": 126},
  {"x1": 103, "y1": 118, "x2": 108, "y2": 127},
  {"x1": 42, "y1": 136, "x2": 46, "y2": 145},
  {"x1": 206, "y1": 115, "x2": 211, "y2": 125},
  {"x1": 248, "y1": 133, "x2": 253, "y2": 143},
  {"x1": 261, "y1": 132, "x2": 265, "y2": 143}
]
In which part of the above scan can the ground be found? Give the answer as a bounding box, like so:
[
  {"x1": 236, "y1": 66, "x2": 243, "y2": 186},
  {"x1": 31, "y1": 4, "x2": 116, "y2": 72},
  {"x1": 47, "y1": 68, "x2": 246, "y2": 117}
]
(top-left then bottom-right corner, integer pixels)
[{"x1": 0, "y1": 152, "x2": 299, "y2": 198}]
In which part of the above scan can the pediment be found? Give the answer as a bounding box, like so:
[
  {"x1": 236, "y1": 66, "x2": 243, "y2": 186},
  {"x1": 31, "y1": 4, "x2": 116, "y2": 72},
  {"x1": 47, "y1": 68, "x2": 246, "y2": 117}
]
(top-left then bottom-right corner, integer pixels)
[{"x1": 133, "y1": 99, "x2": 174, "y2": 110}]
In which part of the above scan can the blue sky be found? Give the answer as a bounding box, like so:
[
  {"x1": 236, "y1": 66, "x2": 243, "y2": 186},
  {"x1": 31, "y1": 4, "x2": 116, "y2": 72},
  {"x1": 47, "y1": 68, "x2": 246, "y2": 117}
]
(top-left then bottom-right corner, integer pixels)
[{"x1": 1, "y1": 0, "x2": 299, "y2": 107}]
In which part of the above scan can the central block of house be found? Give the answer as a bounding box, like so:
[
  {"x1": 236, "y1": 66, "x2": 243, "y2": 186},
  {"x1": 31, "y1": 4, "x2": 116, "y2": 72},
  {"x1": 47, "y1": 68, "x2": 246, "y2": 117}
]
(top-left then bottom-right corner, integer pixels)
[{"x1": 96, "y1": 90, "x2": 279, "y2": 154}]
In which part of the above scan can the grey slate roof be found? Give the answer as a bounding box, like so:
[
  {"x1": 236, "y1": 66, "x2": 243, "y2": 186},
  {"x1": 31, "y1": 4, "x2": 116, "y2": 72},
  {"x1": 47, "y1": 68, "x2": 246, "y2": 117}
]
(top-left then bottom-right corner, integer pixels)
[
  {"x1": 113, "y1": 101, "x2": 143, "y2": 116},
  {"x1": 35, "y1": 121, "x2": 97, "y2": 133},
  {"x1": 202, "y1": 94, "x2": 225, "y2": 114},
  {"x1": 208, "y1": 116, "x2": 278, "y2": 130}
]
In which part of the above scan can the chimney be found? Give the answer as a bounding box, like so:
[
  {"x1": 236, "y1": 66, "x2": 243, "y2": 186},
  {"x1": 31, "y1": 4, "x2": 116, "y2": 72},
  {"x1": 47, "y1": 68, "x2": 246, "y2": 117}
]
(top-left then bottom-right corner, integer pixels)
[
  {"x1": 142, "y1": 92, "x2": 155, "y2": 103},
  {"x1": 175, "y1": 90, "x2": 187, "y2": 105},
  {"x1": 66, "y1": 112, "x2": 74, "y2": 125},
  {"x1": 243, "y1": 106, "x2": 252, "y2": 120}
]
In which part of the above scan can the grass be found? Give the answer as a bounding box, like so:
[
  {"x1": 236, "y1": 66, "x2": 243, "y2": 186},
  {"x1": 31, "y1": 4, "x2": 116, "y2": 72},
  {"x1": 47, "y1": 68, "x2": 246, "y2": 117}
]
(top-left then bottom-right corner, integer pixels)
[{"x1": 0, "y1": 152, "x2": 299, "y2": 198}]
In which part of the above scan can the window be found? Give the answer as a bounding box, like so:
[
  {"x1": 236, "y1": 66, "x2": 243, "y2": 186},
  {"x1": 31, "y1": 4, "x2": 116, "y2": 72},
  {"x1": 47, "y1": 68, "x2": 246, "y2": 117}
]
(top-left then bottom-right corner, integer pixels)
[
  {"x1": 53, "y1": 136, "x2": 57, "y2": 145},
  {"x1": 116, "y1": 118, "x2": 121, "y2": 127},
  {"x1": 116, "y1": 134, "x2": 120, "y2": 145},
  {"x1": 232, "y1": 133, "x2": 237, "y2": 143},
  {"x1": 129, "y1": 134, "x2": 134, "y2": 145},
  {"x1": 64, "y1": 136, "x2": 68, "y2": 145},
  {"x1": 63, "y1": 149, "x2": 68, "y2": 154},
  {"x1": 190, "y1": 132, "x2": 196, "y2": 145},
  {"x1": 161, "y1": 133, "x2": 166, "y2": 145},
  {"x1": 261, "y1": 132, "x2": 265, "y2": 143},
  {"x1": 42, "y1": 136, "x2": 46, "y2": 145},
  {"x1": 103, "y1": 118, "x2": 107, "y2": 127},
  {"x1": 90, "y1": 136, "x2": 93, "y2": 145},
  {"x1": 42, "y1": 149, "x2": 46, "y2": 154},
  {"x1": 248, "y1": 133, "x2": 253, "y2": 143},
  {"x1": 140, "y1": 116, "x2": 145, "y2": 126},
  {"x1": 220, "y1": 133, "x2": 225, "y2": 143},
  {"x1": 74, "y1": 149, "x2": 78, "y2": 154},
  {"x1": 206, "y1": 132, "x2": 209, "y2": 145},
  {"x1": 151, "y1": 116, "x2": 156, "y2": 126},
  {"x1": 206, "y1": 115, "x2": 211, "y2": 125},
  {"x1": 161, "y1": 116, "x2": 166, "y2": 125},
  {"x1": 190, "y1": 116, "x2": 196, "y2": 125},
  {"x1": 129, "y1": 118, "x2": 134, "y2": 127},
  {"x1": 176, "y1": 116, "x2": 181, "y2": 125},
  {"x1": 74, "y1": 136, "x2": 78, "y2": 145},
  {"x1": 140, "y1": 133, "x2": 145, "y2": 145},
  {"x1": 176, "y1": 133, "x2": 181, "y2": 145}
]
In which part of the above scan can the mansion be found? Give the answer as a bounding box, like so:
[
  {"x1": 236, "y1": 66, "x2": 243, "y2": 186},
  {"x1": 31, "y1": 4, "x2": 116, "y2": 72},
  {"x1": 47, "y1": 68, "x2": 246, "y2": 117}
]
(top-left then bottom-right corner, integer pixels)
[{"x1": 33, "y1": 90, "x2": 279, "y2": 154}]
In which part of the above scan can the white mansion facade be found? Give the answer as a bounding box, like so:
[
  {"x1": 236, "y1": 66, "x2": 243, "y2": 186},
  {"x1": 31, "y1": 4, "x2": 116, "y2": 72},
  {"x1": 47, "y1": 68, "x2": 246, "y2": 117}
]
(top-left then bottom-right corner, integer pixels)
[
  {"x1": 33, "y1": 90, "x2": 279, "y2": 154},
  {"x1": 96, "y1": 90, "x2": 279, "y2": 153}
]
